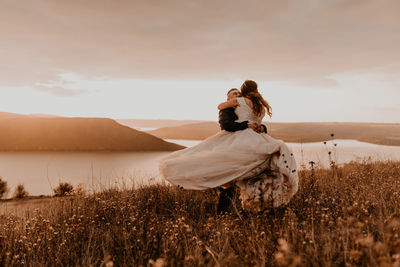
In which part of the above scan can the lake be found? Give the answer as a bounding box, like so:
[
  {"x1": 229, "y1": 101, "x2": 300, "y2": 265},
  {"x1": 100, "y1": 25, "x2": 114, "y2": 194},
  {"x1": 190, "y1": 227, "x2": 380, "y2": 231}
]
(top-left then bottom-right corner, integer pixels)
[{"x1": 1, "y1": 139, "x2": 400, "y2": 196}]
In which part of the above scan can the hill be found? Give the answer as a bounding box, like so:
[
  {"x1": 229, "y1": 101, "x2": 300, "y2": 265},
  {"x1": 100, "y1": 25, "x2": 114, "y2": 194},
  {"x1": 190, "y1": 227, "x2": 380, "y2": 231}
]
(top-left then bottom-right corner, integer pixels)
[
  {"x1": 0, "y1": 112, "x2": 26, "y2": 119},
  {"x1": 0, "y1": 116, "x2": 184, "y2": 151},
  {"x1": 116, "y1": 119, "x2": 206, "y2": 129},
  {"x1": 147, "y1": 121, "x2": 400, "y2": 146},
  {"x1": 0, "y1": 112, "x2": 58, "y2": 119},
  {"x1": 148, "y1": 122, "x2": 220, "y2": 140}
]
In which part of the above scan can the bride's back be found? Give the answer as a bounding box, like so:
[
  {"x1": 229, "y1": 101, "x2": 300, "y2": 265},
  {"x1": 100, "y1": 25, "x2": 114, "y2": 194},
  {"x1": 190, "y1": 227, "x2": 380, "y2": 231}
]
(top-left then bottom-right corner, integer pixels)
[{"x1": 235, "y1": 97, "x2": 264, "y2": 124}]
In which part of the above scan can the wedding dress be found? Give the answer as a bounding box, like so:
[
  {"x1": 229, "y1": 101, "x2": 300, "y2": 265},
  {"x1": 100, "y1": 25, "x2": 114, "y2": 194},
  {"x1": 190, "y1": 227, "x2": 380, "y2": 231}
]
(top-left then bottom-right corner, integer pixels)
[{"x1": 159, "y1": 97, "x2": 298, "y2": 211}]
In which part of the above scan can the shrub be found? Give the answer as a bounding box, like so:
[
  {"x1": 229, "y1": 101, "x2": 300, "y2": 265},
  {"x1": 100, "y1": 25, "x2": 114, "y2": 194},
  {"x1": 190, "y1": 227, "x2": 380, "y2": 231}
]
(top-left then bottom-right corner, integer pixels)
[
  {"x1": 74, "y1": 183, "x2": 87, "y2": 197},
  {"x1": 13, "y1": 184, "x2": 29, "y2": 199},
  {"x1": 53, "y1": 182, "x2": 74, "y2": 197},
  {"x1": 0, "y1": 176, "x2": 8, "y2": 199}
]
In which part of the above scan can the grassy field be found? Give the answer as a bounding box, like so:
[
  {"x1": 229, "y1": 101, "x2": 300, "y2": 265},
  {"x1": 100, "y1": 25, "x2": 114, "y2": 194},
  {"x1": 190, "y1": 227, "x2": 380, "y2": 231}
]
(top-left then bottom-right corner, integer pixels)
[{"x1": 0, "y1": 161, "x2": 400, "y2": 266}]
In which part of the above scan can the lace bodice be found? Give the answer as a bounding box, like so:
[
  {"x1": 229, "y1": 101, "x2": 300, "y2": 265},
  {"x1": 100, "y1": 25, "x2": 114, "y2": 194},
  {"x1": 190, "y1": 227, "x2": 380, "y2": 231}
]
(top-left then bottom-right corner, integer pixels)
[{"x1": 235, "y1": 97, "x2": 264, "y2": 124}]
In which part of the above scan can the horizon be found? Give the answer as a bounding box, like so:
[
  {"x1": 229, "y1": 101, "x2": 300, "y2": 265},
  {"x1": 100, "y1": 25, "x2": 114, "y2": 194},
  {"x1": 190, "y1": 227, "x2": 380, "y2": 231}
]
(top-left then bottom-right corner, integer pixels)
[
  {"x1": 1, "y1": 0, "x2": 399, "y2": 123},
  {"x1": 2, "y1": 111, "x2": 400, "y2": 125}
]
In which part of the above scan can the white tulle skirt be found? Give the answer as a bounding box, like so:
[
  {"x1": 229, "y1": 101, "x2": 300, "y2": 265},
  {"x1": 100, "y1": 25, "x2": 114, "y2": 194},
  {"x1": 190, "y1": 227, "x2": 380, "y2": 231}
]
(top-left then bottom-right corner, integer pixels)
[{"x1": 159, "y1": 129, "x2": 299, "y2": 211}]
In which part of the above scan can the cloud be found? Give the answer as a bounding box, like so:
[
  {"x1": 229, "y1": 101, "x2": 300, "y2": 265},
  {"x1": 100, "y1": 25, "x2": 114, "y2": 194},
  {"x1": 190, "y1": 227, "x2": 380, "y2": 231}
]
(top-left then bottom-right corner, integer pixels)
[
  {"x1": 33, "y1": 85, "x2": 88, "y2": 97},
  {"x1": 0, "y1": 0, "x2": 399, "y2": 87}
]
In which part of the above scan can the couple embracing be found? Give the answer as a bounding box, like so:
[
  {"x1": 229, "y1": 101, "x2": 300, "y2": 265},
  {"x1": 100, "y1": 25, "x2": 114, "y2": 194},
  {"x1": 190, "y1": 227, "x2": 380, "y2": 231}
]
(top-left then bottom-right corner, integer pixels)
[{"x1": 159, "y1": 80, "x2": 299, "y2": 212}]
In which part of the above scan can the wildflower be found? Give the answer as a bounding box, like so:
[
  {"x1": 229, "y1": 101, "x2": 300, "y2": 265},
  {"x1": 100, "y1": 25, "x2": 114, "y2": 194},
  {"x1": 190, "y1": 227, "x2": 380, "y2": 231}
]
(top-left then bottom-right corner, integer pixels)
[
  {"x1": 349, "y1": 250, "x2": 362, "y2": 262},
  {"x1": 386, "y1": 218, "x2": 400, "y2": 230},
  {"x1": 373, "y1": 241, "x2": 387, "y2": 256},
  {"x1": 278, "y1": 239, "x2": 290, "y2": 253},
  {"x1": 149, "y1": 258, "x2": 166, "y2": 267},
  {"x1": 275, "y1": 252, "x2": 286, "y2": 265},
  {"x1": 355, "y1": 235, "x2": 374, "y2": 247}
]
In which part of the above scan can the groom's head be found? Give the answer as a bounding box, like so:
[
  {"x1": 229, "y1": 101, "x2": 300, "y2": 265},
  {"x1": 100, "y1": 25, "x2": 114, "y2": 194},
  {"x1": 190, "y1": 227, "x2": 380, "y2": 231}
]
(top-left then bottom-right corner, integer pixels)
[{"x1": 227, "y1": 88, "x2": 241, "y2": 101}]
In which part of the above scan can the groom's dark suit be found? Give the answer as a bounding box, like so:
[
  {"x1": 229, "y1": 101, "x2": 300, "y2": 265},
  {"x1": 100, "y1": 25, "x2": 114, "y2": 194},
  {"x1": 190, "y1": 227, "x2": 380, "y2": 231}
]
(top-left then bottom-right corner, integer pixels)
[
  {"x1": 217, "y1": 108, "x2": 268, "y2": 214},
  {"x1": 218, "y1": 108, "x2": 268, "y2": 133}
]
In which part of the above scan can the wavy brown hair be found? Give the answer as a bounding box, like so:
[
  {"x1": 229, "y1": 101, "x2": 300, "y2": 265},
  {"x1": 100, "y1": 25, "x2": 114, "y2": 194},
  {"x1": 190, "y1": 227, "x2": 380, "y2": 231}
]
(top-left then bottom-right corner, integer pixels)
[{"x1": 240, "y1": 80, "x2": 272, "y2": 118}]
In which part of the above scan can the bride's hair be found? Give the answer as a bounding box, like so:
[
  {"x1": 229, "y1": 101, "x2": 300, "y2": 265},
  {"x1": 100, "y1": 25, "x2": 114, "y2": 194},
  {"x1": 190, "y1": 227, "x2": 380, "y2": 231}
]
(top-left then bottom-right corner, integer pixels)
[{"x1": 240, "y1": 80, "x2": 272, "y2": 118}]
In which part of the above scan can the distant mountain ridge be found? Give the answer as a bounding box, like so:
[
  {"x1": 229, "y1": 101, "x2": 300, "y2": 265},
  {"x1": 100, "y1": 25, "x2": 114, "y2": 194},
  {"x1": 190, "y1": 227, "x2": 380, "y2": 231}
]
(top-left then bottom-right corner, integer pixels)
[
  {"x1": 116, "y1": 119, "x2": 207, "y2": 129},
  {"x1": 0, "y1": 112, "x2": 58, "y2": 119},
  {"x1": 2, "y1": 112, "x2": 399, "y2": 148},
  {"x1": 147, "y1": 121, "x2": 400, "y2": 146},
  {"x1": 148, "y1": 122, "x2": 220, "y2": 140},
  {"x1": 0, "y1": 113, "x2": 184, "y2": 151}
]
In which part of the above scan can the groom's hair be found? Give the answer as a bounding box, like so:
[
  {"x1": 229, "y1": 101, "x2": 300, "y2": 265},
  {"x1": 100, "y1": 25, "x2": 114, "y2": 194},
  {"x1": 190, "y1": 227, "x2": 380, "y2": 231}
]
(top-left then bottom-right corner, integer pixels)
[{"x1": 227, "y1": 88, "x2": 239, "y2": 96}]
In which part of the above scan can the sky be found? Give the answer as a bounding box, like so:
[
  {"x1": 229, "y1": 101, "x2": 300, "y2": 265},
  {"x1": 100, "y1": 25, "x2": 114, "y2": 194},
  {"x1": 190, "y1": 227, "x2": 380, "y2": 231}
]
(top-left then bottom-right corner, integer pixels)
[{"x1": 0, "y1": 0, "x2": 399, "y2": 122}]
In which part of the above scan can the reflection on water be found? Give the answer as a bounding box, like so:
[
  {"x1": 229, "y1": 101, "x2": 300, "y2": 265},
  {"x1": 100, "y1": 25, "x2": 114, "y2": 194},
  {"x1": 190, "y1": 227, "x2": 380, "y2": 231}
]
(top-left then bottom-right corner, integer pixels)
[
  {"x1": 287, "y1": 139, "x2": 400, "y2": 168},
  {"x1": 0, "y1": 152, "x2": 170, "y2": 196},
  {"x1": 0, "y1": 139, "x2": 399, "y2": 196},
  {"x1": 168, "y1": 139, "x2": 400, "y2": 167}
]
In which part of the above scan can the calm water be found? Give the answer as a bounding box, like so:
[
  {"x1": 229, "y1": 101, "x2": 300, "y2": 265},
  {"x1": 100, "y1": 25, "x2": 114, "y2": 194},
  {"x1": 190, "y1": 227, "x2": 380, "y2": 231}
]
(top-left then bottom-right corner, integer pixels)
[
  {"x1": 168, "y1": 139, "x2": 400, "y2": 167},
  {"x1": 0, "y1": 152, "x2": 170, "y2": 196},
  {"x1": 1, "y1": 139, "x2": 400, "y2": 196}
]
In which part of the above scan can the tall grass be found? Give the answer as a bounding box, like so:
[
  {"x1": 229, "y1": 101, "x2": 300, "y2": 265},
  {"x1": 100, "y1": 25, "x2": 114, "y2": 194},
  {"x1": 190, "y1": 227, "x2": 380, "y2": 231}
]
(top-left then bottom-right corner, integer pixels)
[{"x1": 0, "y1": 161, "x2": 399, "y2": 266}]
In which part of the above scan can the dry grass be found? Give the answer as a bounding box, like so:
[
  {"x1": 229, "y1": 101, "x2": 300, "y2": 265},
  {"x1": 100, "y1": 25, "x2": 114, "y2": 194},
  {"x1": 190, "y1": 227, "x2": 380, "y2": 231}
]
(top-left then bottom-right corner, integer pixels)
[{"x1": 0, "y1": 161, "x2": 400, "y2": 266}]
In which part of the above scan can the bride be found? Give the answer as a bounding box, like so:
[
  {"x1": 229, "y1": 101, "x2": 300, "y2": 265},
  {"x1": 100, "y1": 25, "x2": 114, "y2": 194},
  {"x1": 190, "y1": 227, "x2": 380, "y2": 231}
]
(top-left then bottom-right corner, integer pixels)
[{"x1": 159, "y1": 80, "x2": 298, "y2": 211}]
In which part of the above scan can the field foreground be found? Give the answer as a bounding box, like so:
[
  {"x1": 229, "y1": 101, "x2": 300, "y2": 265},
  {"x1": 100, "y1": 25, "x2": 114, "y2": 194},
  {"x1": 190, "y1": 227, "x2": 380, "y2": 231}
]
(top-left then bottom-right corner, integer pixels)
[{"x1": 1, "y1": 161, "x2": 400, "y2": 266}]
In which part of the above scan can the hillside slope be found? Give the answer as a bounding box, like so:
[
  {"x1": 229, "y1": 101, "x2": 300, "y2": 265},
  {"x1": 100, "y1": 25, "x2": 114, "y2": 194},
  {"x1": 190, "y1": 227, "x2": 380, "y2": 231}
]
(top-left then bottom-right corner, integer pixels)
[
  {"x1": 116, "y1": 119, "x2": 206, "y2": 129},
  {"x1": 0, "y1": 116, "x2": 184, "y2": 151}
]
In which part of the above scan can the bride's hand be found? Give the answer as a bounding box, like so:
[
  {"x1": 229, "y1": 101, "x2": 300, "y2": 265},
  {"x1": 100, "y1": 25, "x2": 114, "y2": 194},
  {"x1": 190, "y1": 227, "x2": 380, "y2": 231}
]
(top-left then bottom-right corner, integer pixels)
[
  {"x1": 249, "y1": 123, "x2": 264, "y2": 133},
  {"x1": 218, "y1": 99, "x2": 239, "y2": 110},
  {"x1": 248, "y1": 123, "x2": 259, "y2": 132}
]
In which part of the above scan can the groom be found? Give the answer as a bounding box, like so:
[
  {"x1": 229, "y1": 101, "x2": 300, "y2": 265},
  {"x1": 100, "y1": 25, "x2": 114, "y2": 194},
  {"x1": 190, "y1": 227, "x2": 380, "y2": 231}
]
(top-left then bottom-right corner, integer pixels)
[
  {"x1": 218, "y1": 88, "x2": 267, "y2": 134},
  {"x1": 217, "y1": 88, "x2": 268, "y2": 214}
]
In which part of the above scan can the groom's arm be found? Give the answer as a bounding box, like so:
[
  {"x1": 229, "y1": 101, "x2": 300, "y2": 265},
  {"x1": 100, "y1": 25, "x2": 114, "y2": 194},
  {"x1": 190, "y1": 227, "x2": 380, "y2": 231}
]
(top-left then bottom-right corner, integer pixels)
[
  {"x1": 219, "y1": 109, "x2": 248, "y2": 132},
  {"x1": 260, "y1": 124, "x2": 268, "y2": 134}
]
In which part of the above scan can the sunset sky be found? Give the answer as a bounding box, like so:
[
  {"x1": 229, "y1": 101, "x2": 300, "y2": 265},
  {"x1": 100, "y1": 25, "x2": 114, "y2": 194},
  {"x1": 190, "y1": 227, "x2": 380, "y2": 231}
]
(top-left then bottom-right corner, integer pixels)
[{"x1": 0, "y1": 0, "x2": 399, "y2": 122}]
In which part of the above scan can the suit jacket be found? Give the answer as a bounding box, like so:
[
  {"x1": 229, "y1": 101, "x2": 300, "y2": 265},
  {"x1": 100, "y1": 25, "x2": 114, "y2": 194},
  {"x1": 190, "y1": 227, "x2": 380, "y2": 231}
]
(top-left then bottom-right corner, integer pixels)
[
  {"x1": 219, "y1": 108, "x2": 268, "y2": 133},
  {"x1": 219, "y1": 108, "x2": 248, "y2": 132}
]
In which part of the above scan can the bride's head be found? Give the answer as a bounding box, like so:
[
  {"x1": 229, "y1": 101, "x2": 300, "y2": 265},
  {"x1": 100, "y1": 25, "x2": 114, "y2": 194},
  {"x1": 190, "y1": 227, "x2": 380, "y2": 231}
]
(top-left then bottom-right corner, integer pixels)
[{"x1": 240, "y1": 80, "x2": 272, "y2": 118}]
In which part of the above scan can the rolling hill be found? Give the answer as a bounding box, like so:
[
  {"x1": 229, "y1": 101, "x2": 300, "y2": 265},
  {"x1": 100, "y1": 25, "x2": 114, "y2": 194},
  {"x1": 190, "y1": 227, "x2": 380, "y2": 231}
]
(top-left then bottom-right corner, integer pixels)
[
  {"x1": 0, "y1": 114, "x2": 184, "y2": 151},
  {"x1": 116, "y1": 119, "x2": 206, "y2": 129},
  {"x1": 147, "y1": 121, "x2": 400, "y2": 146},
  {"x1": 0, "y1": 112, "x2": 26, "y2": 119},
  {"x1": 0, "y1": 112, "x2": 58, "y2": 119},
  {"x1": 148, "y1": 122, "x2": 220, "y2": 140}
]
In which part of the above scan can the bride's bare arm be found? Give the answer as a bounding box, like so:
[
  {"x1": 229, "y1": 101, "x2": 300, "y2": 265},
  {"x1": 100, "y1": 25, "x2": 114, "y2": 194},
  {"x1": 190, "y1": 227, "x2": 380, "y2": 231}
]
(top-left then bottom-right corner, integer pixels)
[{"x1": 218, "y1": 99, "x2": 239, "y2": 110}]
